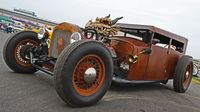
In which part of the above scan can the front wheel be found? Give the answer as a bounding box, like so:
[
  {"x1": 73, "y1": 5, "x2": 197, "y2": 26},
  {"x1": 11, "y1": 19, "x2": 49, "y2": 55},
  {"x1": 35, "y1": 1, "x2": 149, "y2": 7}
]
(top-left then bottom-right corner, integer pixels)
[
  {"x1": 173, "y1": 55, "x2": 193, "y2": 93},
  {"x1": 54, "y1": 40, "x2": 113, "y2": 107},
  {"x1": 3, "y1": 31, "x2": 40, "y2": 73}
]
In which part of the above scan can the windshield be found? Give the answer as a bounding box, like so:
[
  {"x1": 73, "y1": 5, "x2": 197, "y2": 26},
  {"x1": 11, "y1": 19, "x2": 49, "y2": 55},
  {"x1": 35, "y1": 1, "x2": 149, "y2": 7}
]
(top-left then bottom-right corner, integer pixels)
[{"x1": 114, "y1": 28, "x2": 152, "y2": 43}]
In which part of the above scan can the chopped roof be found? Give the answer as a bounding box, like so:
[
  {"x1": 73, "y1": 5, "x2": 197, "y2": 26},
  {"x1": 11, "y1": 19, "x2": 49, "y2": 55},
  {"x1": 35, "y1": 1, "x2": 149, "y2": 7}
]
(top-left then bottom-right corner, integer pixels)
[{"x1": 117, "y1": 23, "x2": 188, "y2": 44}]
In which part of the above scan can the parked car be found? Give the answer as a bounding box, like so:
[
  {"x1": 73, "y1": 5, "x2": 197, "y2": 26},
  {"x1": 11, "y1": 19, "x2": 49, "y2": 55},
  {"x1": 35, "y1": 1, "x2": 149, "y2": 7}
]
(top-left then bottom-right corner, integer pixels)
[
  {"x1": 3, "y1": 15, "x2": 193, "y2": 107},
  {"x1": 0, "y1": 23, "x2": 3, "y2": 30},
  {"x1": 11, "y1": 23, "x2": 25, "y2": 33},
  {"x1": 0, "y1": 22, "x2": 7, "y2": 31},
  {"x1": 193, "y1": 60, "x2": 200, "y2": 77},
  {"x1": 4, "y1": 25, "x2": 13, "y2": 33}
]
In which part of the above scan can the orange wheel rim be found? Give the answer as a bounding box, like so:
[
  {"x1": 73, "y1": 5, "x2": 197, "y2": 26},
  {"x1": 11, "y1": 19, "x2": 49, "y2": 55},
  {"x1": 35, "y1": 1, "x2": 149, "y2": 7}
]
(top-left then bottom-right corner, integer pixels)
[
  {"x1": 183, "y1": 64, "x2": 192, "y2": 89},
  {"x1": 72, "y1": 55, "x2": 105, "y2": 96},
  {"x1": 14, "y1": 39, "x2": 39, "y2": 67}
]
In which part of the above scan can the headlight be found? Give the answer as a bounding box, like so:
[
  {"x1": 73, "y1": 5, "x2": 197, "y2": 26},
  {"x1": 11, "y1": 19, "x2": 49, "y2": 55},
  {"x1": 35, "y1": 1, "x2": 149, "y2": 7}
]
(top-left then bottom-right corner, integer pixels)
[
  {"x1": 70, "y1": 32, "x2": 81, "y2": 43},
  {"x1": 37, "y1": 28, "x2": 45, "y2": 39}
]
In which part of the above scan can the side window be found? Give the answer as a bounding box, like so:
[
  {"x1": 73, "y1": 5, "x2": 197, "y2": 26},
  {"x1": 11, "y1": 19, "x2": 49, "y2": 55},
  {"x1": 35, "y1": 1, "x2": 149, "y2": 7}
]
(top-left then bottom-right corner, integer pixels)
[
  {"x1": 116, "y1": 31, "x2": 125, "y2": 37},
  {"x1": 125, "y1": 33, "x2": 142, "y2": 41},
  {"x1": 153, "y1": 33, "x2": 170, "y2": 49},
  {"x1": 116, "y1": 29, "x2": 152, "y2": 43},
  {"x1": 171, "y1": 39, "x2": 184, "y2": 53}
]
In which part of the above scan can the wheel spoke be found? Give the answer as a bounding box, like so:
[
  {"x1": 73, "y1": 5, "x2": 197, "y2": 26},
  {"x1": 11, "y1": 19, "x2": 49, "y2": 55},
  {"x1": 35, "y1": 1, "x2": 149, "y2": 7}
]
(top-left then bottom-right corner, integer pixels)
[
  {"x1": 72, "y1": 55, "x2": 105, "y2": 96},
  {"x1": 183, "y1": 65, "x2": 192, "y2": 89},
  {"x1": 14, "y1": 39, "x2": 39, "y2": 67}
]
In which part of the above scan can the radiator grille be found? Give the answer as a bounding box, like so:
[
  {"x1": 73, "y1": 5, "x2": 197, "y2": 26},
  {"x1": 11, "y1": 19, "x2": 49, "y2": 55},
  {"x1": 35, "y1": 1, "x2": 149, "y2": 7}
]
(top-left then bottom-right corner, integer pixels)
[{"x1": 49, "y1": 30, "x2": 72, "y2": 58}]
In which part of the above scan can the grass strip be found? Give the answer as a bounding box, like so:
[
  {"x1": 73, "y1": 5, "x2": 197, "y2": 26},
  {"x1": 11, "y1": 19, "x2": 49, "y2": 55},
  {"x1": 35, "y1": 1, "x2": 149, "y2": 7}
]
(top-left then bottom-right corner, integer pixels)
[{"x1": 192, "y1": 77, "x2": 200, "y2": 85}]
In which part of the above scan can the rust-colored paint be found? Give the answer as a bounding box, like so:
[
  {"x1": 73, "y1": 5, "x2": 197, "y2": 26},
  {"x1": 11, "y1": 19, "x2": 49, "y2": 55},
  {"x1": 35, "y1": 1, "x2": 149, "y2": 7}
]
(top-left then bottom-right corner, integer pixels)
[
  {"x1": 117, "y1": 23, "x2": 188, "y2": 54},
  {"x1": 53, "y1": 22, "x2": 80, "y2": 33},
  {"x1": 144, "y1": 45, "x2": 168, "y2": 80},
  {"x1": 42, "y1": 63, "x2": 54, "y2": 72},
  {"x1": 165, "y1": 49, "x2": 182, "y2": 79},
  {"x1": 111, "y1": 37, "x2": 150, "y2": 80},
  {"x1": 127, "y1": 47, "x2": 149, "y2": 80},
  {"x1": 14, "y1": 39, "x2": 39, "y2": 67},
  {"x1": 183, "y1": 63, "x2": 192, "y2": 89},
  {"x1": 49, "y1": 22, "x2": 81, "y2": 57},
  {"x1": 56, "y1": 37, "x2": 64, "y2": 55},
  {"x1": 72, "y1": 55, "x2": 105, "y2": 96},
  {"x1": 112, "y1": 31, "x2": 185, "y2": 81}
]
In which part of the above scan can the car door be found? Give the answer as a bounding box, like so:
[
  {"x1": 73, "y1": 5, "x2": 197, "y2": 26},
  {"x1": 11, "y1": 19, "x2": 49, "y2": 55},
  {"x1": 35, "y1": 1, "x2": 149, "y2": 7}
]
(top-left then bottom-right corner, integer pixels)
[
  {"x1": 127, "y1": 45, "x2": 150, "y2": 80},
  {"x1": 144, "y1": 31, "x2": 174, "y2": 81},
  {"x1": 111, "y1": 36, "x2": 150, "y2": 81},
  {"x1": 144, "y1": 44, "x2": 169, "y2": 80}
]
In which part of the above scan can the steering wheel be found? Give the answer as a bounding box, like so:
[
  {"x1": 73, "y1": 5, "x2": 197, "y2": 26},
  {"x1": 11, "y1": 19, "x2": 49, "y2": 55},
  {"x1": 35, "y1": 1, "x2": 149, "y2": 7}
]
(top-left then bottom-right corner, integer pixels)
[{"x1": 83, "y1": 28, "x2": 98, "y2": 40}]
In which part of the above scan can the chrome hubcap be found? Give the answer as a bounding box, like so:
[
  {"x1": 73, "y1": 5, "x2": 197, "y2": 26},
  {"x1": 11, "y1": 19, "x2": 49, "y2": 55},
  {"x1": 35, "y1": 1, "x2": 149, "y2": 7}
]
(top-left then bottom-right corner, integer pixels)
[
  {"x1": 185, "y1": 71, "x2": 190, "y2": 79},
  {"x1": 84, "y1": 67, "x2": 97, "y2": 83}
]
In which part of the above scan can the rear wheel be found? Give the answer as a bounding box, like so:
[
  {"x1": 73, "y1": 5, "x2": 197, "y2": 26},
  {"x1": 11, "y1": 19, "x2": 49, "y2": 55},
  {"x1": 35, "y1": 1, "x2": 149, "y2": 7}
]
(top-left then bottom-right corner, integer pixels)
[
  {"x1": 3, "y1": 31, "x2": 40, "y2": 73},
  {"x1": 173, "y1": 55, "x2": 193, "y2": 93},
  {"x1": 54, "y1": 40, "x2": 113, "y2": 107}
]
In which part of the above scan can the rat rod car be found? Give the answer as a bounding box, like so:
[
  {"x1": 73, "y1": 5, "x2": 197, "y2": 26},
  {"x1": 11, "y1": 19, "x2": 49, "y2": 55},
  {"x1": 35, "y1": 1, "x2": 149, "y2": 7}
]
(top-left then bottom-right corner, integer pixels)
[{"x1": 3, "y1": 15, "x2": 193, "y2": 107}]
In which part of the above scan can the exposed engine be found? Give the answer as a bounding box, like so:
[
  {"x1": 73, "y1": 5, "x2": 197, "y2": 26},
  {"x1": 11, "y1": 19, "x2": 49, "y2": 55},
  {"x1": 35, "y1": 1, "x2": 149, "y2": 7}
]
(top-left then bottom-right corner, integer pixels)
[
  {"x1": 85, "y1": 14, "x2": 123, "y2": 38},
  {"x1": 120, "y1": 61, "x2": 130, "y2": 71}
]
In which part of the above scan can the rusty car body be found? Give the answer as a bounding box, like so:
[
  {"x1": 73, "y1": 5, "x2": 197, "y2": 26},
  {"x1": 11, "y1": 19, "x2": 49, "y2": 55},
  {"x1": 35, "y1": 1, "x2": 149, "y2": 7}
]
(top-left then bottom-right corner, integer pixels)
[
  {"x1": 3, "y1": 15, "x2": 193, "y2": 107},
  {"x1": 112, "y1": 23, "x2": 188, "y2": 81}
]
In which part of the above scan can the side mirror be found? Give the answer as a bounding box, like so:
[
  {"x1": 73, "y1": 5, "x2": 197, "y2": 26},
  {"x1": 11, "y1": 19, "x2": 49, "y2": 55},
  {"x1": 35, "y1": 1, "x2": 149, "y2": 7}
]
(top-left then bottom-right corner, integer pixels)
[
  {"x1": 152, "y1": 38, "x2": 160, "y2": 45},
  {"x1": 141, "y1": 48, "x2": 152, "y2": 54}
]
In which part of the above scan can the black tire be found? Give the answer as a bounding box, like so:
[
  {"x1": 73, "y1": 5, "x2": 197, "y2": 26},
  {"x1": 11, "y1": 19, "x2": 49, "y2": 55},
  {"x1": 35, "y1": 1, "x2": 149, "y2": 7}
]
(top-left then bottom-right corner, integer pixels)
[
  {"x1": 3, "y1": 31, "x2": 40, "y2": 73},
  {"x1": 173, "y1": 55, "x2": 193, "y2": 93},
  {"x1": 54, "y1": 40, "x2": 113, "y2": 107}
]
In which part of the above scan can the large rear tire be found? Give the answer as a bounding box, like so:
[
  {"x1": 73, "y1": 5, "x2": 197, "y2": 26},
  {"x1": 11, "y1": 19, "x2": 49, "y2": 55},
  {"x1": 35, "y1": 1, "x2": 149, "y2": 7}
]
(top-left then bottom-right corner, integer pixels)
[
  {"x1": 3, "y1": 31, "x2": 40, "y2": 73},
  {"x1": 54, "y1": 40, "x2": 113, "y2": 107},
  {"x1": 173, "y1": 55, "x2": 193, "y2": 93}
]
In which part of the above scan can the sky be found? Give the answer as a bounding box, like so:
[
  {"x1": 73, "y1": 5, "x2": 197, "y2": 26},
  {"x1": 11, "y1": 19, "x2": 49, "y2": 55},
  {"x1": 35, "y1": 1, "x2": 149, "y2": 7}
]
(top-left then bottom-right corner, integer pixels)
[{"x1": 0, "y1": 0, "x2": 200, "y2": 58}]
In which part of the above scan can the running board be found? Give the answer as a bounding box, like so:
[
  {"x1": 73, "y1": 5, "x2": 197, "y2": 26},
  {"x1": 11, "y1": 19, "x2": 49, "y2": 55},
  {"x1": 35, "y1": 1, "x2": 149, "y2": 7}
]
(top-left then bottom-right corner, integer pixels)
[{"x1": 112, "y1": 77, "x2": 160, "y2": 84}]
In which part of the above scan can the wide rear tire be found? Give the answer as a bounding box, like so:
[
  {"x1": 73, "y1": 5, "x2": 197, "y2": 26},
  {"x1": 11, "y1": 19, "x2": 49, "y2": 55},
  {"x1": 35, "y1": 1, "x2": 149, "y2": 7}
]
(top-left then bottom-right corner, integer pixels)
[
  {"x1": 54, "y1": 40, "x2": 113, "y2": 107},
  {"x1": 173, "y1": 55, "x2": 193, "y2": 93},
  {"x1": 3, "y1": 31, "x2": 40, "y2": 73}
]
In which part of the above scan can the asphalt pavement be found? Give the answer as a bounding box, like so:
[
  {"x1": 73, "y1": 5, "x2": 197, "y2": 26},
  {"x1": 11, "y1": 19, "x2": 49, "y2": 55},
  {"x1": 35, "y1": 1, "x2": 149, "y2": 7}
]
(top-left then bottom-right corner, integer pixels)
[{"x1": 0, "y1": 31, "x2": 200, "y2": 112}]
